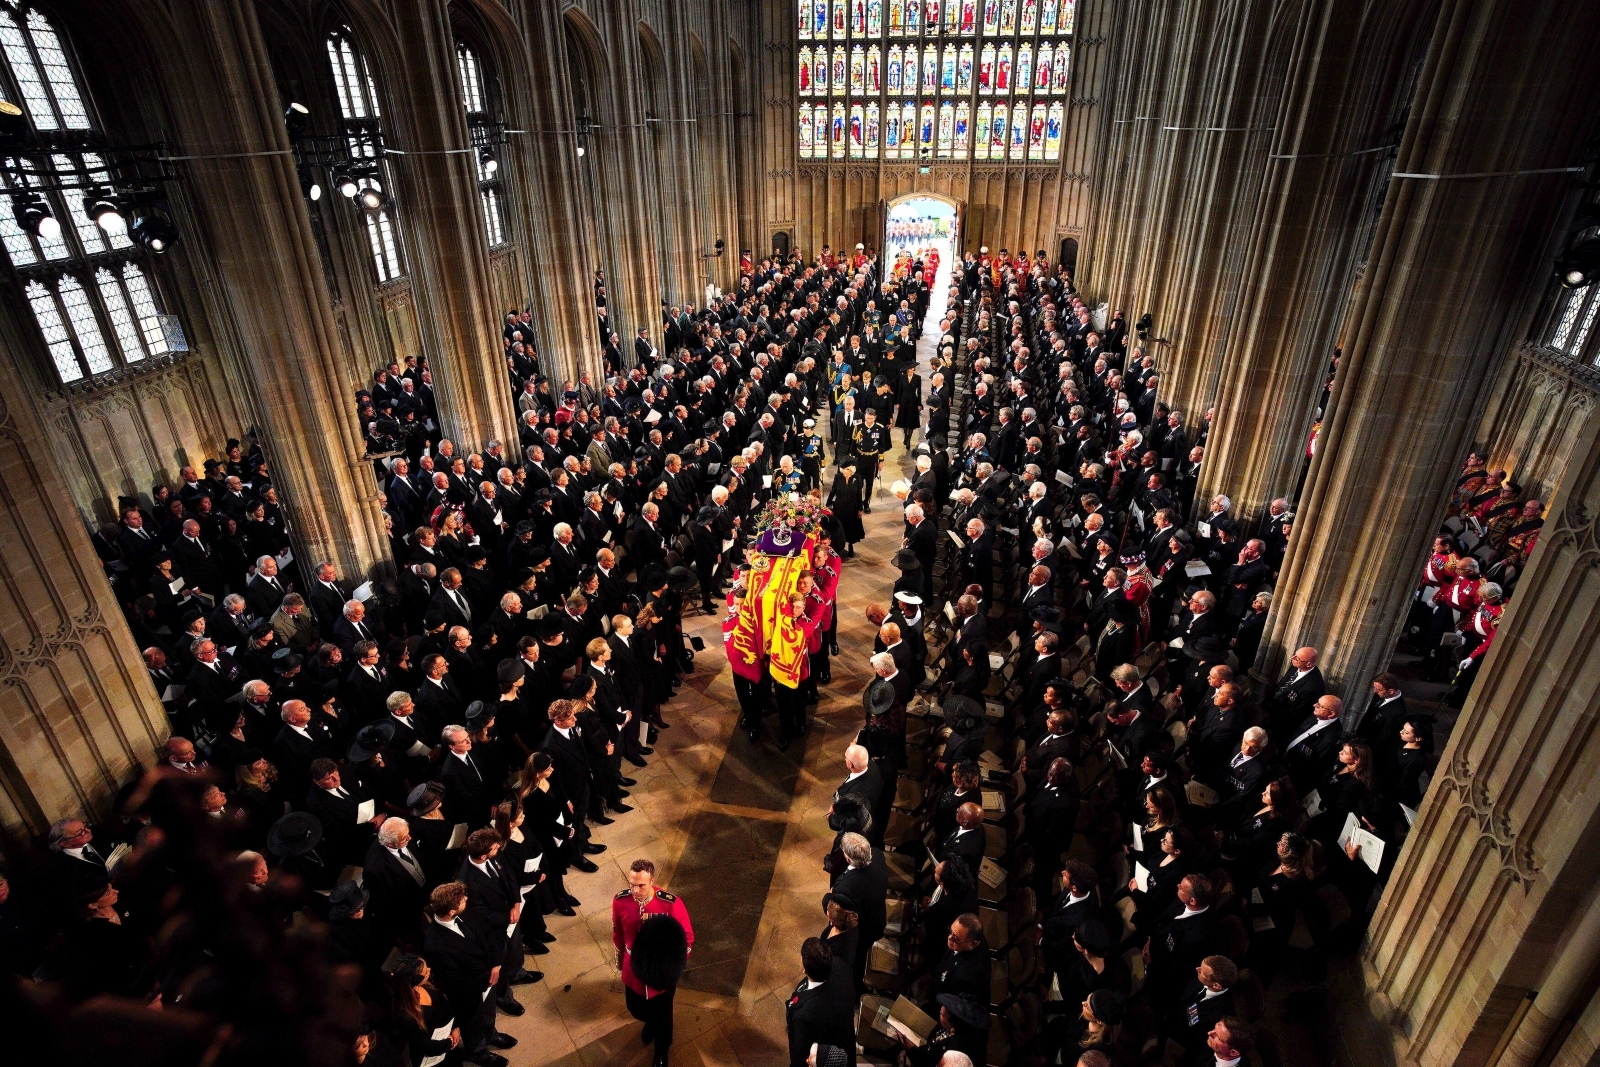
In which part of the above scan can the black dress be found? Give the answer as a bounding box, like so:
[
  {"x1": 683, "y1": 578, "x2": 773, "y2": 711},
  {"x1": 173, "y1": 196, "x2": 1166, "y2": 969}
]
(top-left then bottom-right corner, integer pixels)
[
  {"x1": 826, "y1": 473, "x2": 865, "y2": 543},
  {"x1": 395, "y1": 987, "x2": 457, "y2": 1067}
]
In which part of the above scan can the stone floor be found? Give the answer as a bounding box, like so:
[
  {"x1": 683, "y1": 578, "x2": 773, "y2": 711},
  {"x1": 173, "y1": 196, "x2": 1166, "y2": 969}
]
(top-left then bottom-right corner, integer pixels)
[{"x1": 498, "y1": 258, "x2": 954, "y2": 1066}]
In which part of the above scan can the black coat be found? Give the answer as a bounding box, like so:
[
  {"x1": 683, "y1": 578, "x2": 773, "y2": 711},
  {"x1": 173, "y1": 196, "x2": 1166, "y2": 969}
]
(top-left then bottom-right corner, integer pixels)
[
  {"x1": 437, "y1": 751, "x2": 497, "y2": 830},
  {"x1": 826, "y1": 474, "x2": 865, "y2": 542},
  {"x1": 786, "y1": 956, "x2": 859, "y2": 1067},
  {"x1": 362, "y1": 838, "x2": 430, "y2": 946}
]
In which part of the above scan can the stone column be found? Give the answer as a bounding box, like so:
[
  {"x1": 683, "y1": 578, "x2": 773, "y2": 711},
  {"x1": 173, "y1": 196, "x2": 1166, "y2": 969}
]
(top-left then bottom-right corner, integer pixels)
[
  {"x1": 503, "y1": 0, "x2": 605, "y2": 386},
  {"x1": 381, "y1": 0, "x2": 520, "y2": 452},
  {"x1": 0, "y1": 335, "x2": 165, "y2": 841},
  {"x1": 1197, "y1": 0, "x2": 1432, "y2": 522},
  {"x1": 1359, "y1": 409, "x2": 1600, "y2": 1066},
  {"x1": 149, "y1": 0, "x2": 390, "y2": 578},
  {"x1": 1260, "y1": 0, "x2": 1600, "y2": 698}
]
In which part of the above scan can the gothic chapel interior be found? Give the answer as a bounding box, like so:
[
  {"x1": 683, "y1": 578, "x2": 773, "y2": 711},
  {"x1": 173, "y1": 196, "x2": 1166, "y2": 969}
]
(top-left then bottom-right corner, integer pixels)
[{"x1": 0, "y1": 2, "x2": 1598, "y2": 1067}]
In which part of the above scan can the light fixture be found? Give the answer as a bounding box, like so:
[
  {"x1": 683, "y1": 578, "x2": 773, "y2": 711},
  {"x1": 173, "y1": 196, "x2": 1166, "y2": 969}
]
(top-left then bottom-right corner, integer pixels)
[
  {"x1": 358, "y1": 184, "x2": 384, "y2": 211},
  {"x1": 576, "y1": 144, "x2": 585, "y2": 157},
  {"x1": 85, "y1": 189, "x2": 126, "y2": 235},
  {"x1": 337, "y1": 172, "x2": 360, "y2": 198},
  {"x1": 1556, "y1": 238, "x2": 1600, "y2": 289},
  {"x1": 11, "y1": 192, "x2": 58, "y2": 240},
  {"x1": 284, "y1": 102, "x2": 310, "y2": 136},
  {"x1": 131, "y1": 212, "x2": 178, "y2": 253},
  {"x1": 713, "y1": 237, "x2": 725, "y2": 256},
  {"x1": 302, "y1": 175, "x2": 322, "y2": 201},
  {"x1": 479, "y1": 147, "x2": 497, "y2": 175}
]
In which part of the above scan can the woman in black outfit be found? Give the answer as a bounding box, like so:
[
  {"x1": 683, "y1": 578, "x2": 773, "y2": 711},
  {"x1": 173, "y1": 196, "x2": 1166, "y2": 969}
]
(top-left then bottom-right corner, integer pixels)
[
  {"x1": 1307, "y1": 739, "x2": 1377, "y2": 848},
  {"x1": 1126, "y1": 826, "x2": 1195, "y2": 930},
  {"x1": 897, "y1": 364, "x2": 923, "y2": 449},
  {"x1": 1219, "y1": 779, "x2": 1302, "y2": 888},
  {"x1": 515, "y1": 752, "x2": 582, "y2": 916},
  {"x1": 826, "y1": 460, "x2": 865, "y2": 556},
  {"x1": 819, "y1": 896, "x2": 862, "y2": 995},
  {"x1": 491, "y1": 798, "x2": 553, "y2": 954},
  {"x1": 385, "y1": 956, "x2": 461, "y2": 1067},
  {"x1": 1386, "y1": 720, "x2": 1431, "y2": 809},
  {"x1": 952, "y1": 642, "x2": 991, "y2": 700}
]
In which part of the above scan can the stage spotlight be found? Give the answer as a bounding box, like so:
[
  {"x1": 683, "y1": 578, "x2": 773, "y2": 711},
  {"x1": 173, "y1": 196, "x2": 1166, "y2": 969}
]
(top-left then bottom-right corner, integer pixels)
[
  {"x1": 358, "y1": 184, "x2": 384, "y2": 211},
  {"x1": 479, "y1": 147, "x2": 497, "y2": 175},
  {"x1": 85, "y1": 189, "x2": 126, "y2": 236},
  {"x1": 1556, "y1": 238, "x2": 1600, "y2": 289},
  {"x1": 337, "y1": 172, "x2": 360, "y2": 198},
  {"x1": 11, "y1": 193, "x2": 58, "y2": 241},
  {"x1": 131, "y1": 213, "x2": 178, "y2": 253},
  {"x1": 300, "y1": 174, "x2": 322, "y2": 201},
  {"x1": 284, "y1": 102, "x2": 310, "y2": 136}
]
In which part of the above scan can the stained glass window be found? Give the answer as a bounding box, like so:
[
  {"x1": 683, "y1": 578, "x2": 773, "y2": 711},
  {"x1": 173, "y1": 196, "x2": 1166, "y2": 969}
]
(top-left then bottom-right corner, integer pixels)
[
  {"x1": 0, "y1": 3, "x2": 182, "y2": 383},
  {"x1": 798, "y1": 0, "x2": 1067, "y2": 161}
]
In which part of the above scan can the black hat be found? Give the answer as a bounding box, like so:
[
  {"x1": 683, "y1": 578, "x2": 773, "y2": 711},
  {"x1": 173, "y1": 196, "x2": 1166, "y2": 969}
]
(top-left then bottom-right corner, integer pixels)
[
  {"x1": 1028, "y1": 604, "x2": 1060, "y2": 624},
  {"x1": 823, "y1": 891, "x2": 859, "y2": 914},
  {"x1": 464, "y1": 700, "x2": 492, "y2": 726},
  {"x1": 940, "y1": 694, "x2": 983, "y2": 727},
  {"x1": 407, "y1": 781, "x2": 445, "y2": 814},
  {"x1": 348, "y1": 719, "x2": 395, "y2": 763},
  {"x1": 640, "y1": 564, "x2": 669, "y2": 591},
  {"x1": 1087, "y1": 989, "x2": 1126, "y2": 1025},
  {"x1": 515, "y1": 520, "x2": 535, "y2": 537},
  {"x1": 239, "y1": 746, "x2": 265, "y2": 766},
  {"x1": 696, "y1": 505, "x2": 718, "y2": 524},
  {"x1": 465, "y1": 545, "x2": 488, "y2": 563},
  {"x1": 267, "y1": 811, "x2": 323, "y2": 858},
  {"x1": 273, "y1": 652, "x2": 303, "y2": 673},
  {"x1": 1109, "y1": 598, "x2": 1139, "y2": 625},
  {"x1": 667, "y1": 566, "x2": 696, "y2": 592},
  {"x1": 511, "y1": 567, "x2": 536, "y2": 587},
  {"x1": 526, "y1": 546, "x2": 550, "y2": 567},
  {"x1": 936, "y1": 993, "x2": 990, "y2": 1029},
  {"x1": 864, "y1": 677, "x2": 896, "y2": 716},
  {"x1": 533, "y1": 489, "x2": 553, "y2": 504},
  {"x1": 423, "y1": 610, "x2": 447, "y2": 631},
  {"x1": 328, "y1": 879, "x2": 369, "y2": 921},
  {"x1": 893, "y1": 549, "x2": 922, "y2": 572},
  {"x1": 319, "y1": 678, "x2": 341, "y2": 702},
  {"x1": 535, "y1": 616, "x2": 565, "y2": 639}
]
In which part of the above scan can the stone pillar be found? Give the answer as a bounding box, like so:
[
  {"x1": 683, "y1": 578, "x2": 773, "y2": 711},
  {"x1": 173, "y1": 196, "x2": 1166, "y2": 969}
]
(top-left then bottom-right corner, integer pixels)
[
  {"x1": 1260, "y1": 0, "x2": 1600, "y2": 698},
  {"x1": 1197, "y1": 0, "x2": 1431, "y2": 521},
  {"x1": 503, "y1": 0, "x2": 605, "y2": 386},
  {"x1": 0, "y1": 336, "x2": 165, "y2": 841},
  {"x1": 1359, "y1": 410, "x2": 1600, "y2": 1066},
  {"x1": 382, "y1": 0, "x2": 520, "y2": 452},
  {"x1": 149, "y1": 0, "x2": 390, "y2": 579}
]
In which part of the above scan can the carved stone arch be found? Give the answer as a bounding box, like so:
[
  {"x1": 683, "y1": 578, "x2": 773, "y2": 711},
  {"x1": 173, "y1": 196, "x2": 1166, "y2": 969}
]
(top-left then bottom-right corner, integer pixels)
[
  {"x1": 562, "y1": 7, "x2": 610, "y2": 123},
  {"x1": 450, "y1": 0, "x2": 530, "y2": 124},
  {"x1": 637, "y1": 19, "x2": 667, "y2": 113}
]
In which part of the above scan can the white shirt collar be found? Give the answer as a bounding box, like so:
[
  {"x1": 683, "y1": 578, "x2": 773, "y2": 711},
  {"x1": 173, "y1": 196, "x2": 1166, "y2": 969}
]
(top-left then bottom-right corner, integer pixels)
[
  {"x1": 844, "y1": 769, "x2": 864, "y2": 783},
  {"x1": 1176, "y1": 904, "x2": 1211, "y2": 921}
]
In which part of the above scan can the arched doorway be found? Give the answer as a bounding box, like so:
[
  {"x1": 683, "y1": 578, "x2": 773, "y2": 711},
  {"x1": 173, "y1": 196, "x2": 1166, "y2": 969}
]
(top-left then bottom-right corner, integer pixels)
[
  {"x1": 1059, "y1": 236, "x2": 1079, "y2": 281},
  {"x1": 882, "y1": 193, "x2": 961, "y2": 311}
]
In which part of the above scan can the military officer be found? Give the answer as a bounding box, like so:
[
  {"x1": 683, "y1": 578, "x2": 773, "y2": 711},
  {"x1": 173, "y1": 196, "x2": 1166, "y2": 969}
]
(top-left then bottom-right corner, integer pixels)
[
  {"x1": 612, "y1": 858, "x2": 694, "y2": 1067},
  {"x1": 852, "y1": 409, "x2": 890, "y2": 513}
]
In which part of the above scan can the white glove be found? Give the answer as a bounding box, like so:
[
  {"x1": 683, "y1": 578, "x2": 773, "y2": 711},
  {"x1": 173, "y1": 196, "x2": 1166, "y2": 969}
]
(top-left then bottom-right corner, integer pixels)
[{"x1": 1458, "y1": 657, "x2": 1474, "y2": 671}]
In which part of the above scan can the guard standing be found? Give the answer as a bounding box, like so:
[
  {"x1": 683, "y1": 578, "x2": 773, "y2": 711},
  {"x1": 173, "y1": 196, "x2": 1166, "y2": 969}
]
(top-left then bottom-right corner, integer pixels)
[{"x1": 612, "y1": 858, "x2": 694, "y2": 1067}]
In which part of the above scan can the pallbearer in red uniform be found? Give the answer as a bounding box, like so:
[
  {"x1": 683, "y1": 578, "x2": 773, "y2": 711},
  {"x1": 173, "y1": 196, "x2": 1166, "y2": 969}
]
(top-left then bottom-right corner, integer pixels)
[{"x1": 612, "y1": 858, "x2": 693, "y2": 1066}]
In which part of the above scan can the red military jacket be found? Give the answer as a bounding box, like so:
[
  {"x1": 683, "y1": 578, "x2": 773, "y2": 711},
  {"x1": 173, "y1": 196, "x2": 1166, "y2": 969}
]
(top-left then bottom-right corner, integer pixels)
[{"x1": 611, "y1": 886, "x2": 694, "y2": 998}]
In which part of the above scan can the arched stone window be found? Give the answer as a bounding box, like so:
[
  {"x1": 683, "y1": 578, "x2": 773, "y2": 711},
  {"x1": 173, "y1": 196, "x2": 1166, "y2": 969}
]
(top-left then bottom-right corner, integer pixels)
[
  {"x1": 327, "y1": 25, "x2": 405, "y2": 283},
  {"x1": 0, "y1": 1, "x2": 176, "y2": 384}
]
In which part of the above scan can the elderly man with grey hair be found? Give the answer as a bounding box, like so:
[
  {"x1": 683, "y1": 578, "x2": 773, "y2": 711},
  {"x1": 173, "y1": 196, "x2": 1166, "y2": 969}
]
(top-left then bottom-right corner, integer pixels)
[{"x1": 827, "y1": 830, "x2": 888, "y2": 986}]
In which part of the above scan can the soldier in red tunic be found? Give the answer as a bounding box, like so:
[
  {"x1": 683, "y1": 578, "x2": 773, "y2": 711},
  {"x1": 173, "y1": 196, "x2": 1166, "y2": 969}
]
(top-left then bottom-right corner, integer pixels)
[{"x1": 612, "y1": 858, "x2": 694, "y2": 1066}]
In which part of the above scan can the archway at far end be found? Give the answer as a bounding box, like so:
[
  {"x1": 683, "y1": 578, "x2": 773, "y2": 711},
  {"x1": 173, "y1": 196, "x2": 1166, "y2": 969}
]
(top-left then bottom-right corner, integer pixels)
[{"x1": 882, "y1": 194, "x2": 960, "y2": 299}]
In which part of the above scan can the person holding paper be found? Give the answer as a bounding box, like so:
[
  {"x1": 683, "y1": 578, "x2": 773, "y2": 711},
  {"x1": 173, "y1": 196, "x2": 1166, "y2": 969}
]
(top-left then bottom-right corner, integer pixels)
[
  {"x1": 457, "y1": 828, "x2": 542, "y2": 1017},
  {"x1": 304, "y1": 758, "x2": 384, "y2": 866},
  {"x1": 1305, "y1": 740, "x2": 1378, "y2": 849},
  {"x1": 1127, "y1": 826, "x2": 1196, "y2": 930},
  {"x1": 421, "y1": 881, "x2": 511, "y2": 1067},
  {"x1": 489, "y1": 799, "x2": 553, "y2": 956},
  {"x1": 386, "y1": 955, "x2": 461, "y2": 1067}
]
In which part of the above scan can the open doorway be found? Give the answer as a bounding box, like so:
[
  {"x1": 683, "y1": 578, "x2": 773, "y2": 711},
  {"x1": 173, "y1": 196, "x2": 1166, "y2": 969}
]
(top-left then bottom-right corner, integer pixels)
[{"x1": 884, "y1": 195, "x2": 960, "y2": 289}]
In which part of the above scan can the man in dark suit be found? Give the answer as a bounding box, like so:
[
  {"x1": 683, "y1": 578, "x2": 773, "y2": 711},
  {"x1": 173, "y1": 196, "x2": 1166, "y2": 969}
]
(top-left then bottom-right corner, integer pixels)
[
  {"x1": 304, "y1": 758, "x2": 381, "y2": 867},
  {"x1": 438, "y1": 724, "x2": 498, "y2": 830},
  {"x1": 341, "y1": 641, "x2": 389, "y2": 724},
  {"x1": 902, "y1": 504, "x2": 938, "y2": 598},
  {"x1": 458, "y1": 829, "x2": 540, "y2": 1015},
  {"x1": 785, "y1": 938, "x2": 858, "y2": 1067},
  {"x1": 926, "y1": 913, "x2": 992, "y2": 1010},
  {"x1": 43, "y1": 818, "x2": 111, "y2": 913},
  {"x1": 363, "y1": 817, "x2": 430, "y2": 949},
  {"x1": 185, "y1": 637, "x2": 244, "y2": 725},
  {"x1": 1282, "y1": 694, "x2": 1347, "y2": 796},
  {"x1": 1207, "y1": 728, "x2": 1273, "y2": 824},
  {"x1": 1020, "y1": 709, "x2": 1075, "y2": 797},
  {"x1": 431, "y1": 569, "x2": 476, "y2": 631},
  {"x1": 1265, "y1": 646, "x2": 1327, "y2": 737},
  {"x1": 1355, "y1": 671, "x2": 1426, "y2": 778},
  {"x1": 1145, "y1": 875, "x2": 1224, "y2": 1004},
  {"x1": 422, "y1": 881, "x2": 511, "y2": 1067},
  {"x1": 1040, "y1": 861, "x2": 1105, "y2": 990},
  {"x1": 415, "y1": 655, "x2": 467, "y2": 738},
  {"x1": 1165, "y1": 590, "x2": 1229, "y2": 690},
  {"x1": 1025, "y1": 758, "x2": 1079, "y2": 898},
  {"x1": 171, "y1": 519, "x2": 223, "y2": 598},
  {"x1": 828, "y1": 833, "x2": 888, "y2": 986},
  {"x1": 272, "y1": 699, "x2": 337, "y2": 800},
  {"x1": 831, "y1": 745, "x2": 884, "y2": 826},
  {"x1": 631, "y1": 504, "x2": 669, "y2": 574},
  {"x1": 958, "y1": 518, "x2": 995, "y2": 595},
  {"x1": 245, "y1": 555, "x2": 289, "y2": 619},
  {"x1": 932, "y1": 802, "x2": 986, "y2": 879},
  {"x1": 540, "y1": 699, "x2": 602, "y2": 871},
  {"x1": 1171, "y1": 955, "x2": 1240, "y2": 1060},
  {"x1": 331, "y1": 600, "x2": 379, "y2": 659},
  {"x1": 1187, "y1": 680, "x2": 1246, "y2": 783},
  {"x1": 307, "y1": 563, "x2": 349, "y2": 641}
]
